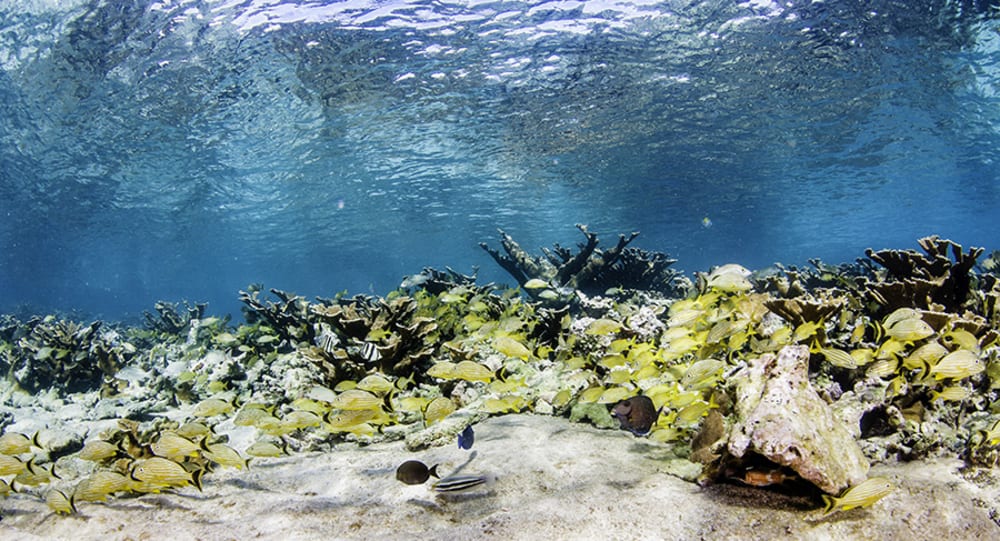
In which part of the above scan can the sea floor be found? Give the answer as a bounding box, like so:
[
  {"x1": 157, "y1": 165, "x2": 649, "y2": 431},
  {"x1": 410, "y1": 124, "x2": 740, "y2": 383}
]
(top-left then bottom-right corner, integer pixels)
[{"x1": 2, "y1": 414, "x2": 997, "y2": 541}]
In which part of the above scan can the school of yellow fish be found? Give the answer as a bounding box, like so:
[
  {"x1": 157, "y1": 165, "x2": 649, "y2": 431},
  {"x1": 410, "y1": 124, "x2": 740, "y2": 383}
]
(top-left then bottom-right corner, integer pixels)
[{"x1": 2, "y1": 259, "x2": 999, "y2": 519}]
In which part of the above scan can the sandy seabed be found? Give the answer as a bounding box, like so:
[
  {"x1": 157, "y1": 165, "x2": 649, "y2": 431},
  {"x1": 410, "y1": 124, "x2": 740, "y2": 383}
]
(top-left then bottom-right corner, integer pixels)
[{"x1": 1, "y1": 414, "x2": 997, "y2": 541}]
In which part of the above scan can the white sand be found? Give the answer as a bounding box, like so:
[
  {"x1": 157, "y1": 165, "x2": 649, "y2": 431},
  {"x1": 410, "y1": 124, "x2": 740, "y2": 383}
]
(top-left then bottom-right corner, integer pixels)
[{"x1": 2, "y1": 414, "x2": 997, "y2": 541}]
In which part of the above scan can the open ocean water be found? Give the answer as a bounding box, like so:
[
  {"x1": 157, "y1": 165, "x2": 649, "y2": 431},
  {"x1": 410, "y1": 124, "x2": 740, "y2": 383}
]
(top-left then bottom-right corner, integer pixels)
[{"x1": 1, "y1": 0, "x2": 999, "y2": 320}]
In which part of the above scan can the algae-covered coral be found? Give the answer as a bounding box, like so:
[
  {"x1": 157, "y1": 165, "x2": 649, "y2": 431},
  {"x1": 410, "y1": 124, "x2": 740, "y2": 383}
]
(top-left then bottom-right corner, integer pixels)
[{"x1": 1, "y1": 231, "x2": 999, "y2": 520}]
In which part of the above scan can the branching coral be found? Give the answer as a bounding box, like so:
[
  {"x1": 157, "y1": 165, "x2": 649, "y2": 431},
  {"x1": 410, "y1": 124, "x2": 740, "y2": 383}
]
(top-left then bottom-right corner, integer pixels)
[
  {"x1": 864, "y1": 236, "x2": 984, "y2": 314},
  {"x1": 6, "y1": 317, "x2": 132, "y2": 393},
  {"x1": 480, "y1": 224, "x2": 683, "y2": 297},
  {"x1": 143, "y1": 301, "x2": 208, "y2": 334}
]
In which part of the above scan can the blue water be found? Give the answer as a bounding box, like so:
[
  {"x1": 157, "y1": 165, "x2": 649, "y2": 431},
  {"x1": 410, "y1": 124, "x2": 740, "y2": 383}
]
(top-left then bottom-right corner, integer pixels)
[{"x1": 1, "y1": 0, "x2": 998, "y2": 320}]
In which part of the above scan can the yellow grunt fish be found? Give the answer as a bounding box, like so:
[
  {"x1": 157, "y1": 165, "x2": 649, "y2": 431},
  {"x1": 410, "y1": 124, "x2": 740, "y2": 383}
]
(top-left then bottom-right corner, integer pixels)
[
  {"x1": 192, "y1": 397, "x2": 236, "y2": 417},
  {"x1": 0, "y1": 431, "x2": 38, "y2": 455},
  {"x1": 452, "y1": 360, "x2": 494, "y2": 382},
  {"x1": 175, "y1": 421, "x2": 215, "y2": 441},
  {"x1": 201, "y1": 440, "x2": 249, "y2": 470},
  {"x1": 130, "y1": 457, "x2": 204, "y2": 492},
  {"x1": 281, "y1": 410, "x2": 322, "y2": 430},
  {"x1": 74, "y1": 471, "x2": 130, "y2": 502},
  {"x1": 151, "y1": 432, "x2": 202, "y2": 461},
  {"x1": 492, "y1": 336, "x2": 532, "y2": 360},
  {"x1": 46, "y1": 488, "x2": 77, "y2": 515},
  {"x1": 246, "y1": 440, "x2": 289, "y2": 458},
  {"x1": 815, "y1": 347, "x2": 857, "y2": 369},
  {"x1": 927, "y1": 349, "x2": 985, "y2": 380},
  {"x1": 14, "y1": 460, "x2": 59, "y2": 486},
  {"x1": 585, "y1": 318, "x2": 624, "y2": 336},
  {"x1": 423, "y1": 397, "x2": 457, "y2": 426},
  {"x1": 357, "y1": 374, "x2": 394, "y2": 395},
  {"x1": 427, "y1": 361, "x2": 457, "y2": 380},
  {"x1": 331, "y1": 389, "x2": 388, "y2": 411},
  {"x1": 0, "y1": 454, "x2": 29, "y2": 476},
  {"x1": 930, "y1": 385, "x2": 972, "y2": 402},
  {"x1": 79, "y1": 439, "x2": 122, "y2": 462},
  {"x1": 820, "y1": 477, "x2": 893, "y2": 516},
  {"x1": 884, "y1": 318, "x2": 935, "y2": 342}
]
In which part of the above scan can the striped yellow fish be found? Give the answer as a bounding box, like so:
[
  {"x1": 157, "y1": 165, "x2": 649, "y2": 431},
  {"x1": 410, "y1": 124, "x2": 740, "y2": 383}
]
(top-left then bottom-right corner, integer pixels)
[
  {"x1": 0, "y1": 454, "x2": 29, "y2": 476},
  {"x1": 151, "y1": 431, "x2": 202, "y2": 461},
  {"x1": 201, "y1": 440, "x2": 249, "y2": 470},
  {"x1": 77, "y1": 440, "x2": 122, "y2": 462},
  {"x1": 927, "y1": 350, "x2": 985, "y2": 380},
  {"x1": 130, "y1": 457, "x2": 204, "y2": 492},
  {"x1": 46, "y1": 488, "x2": 77, "y2": 515},
  {"x1": 331, "y1": 389, "x2": 388, "y2": 411},
  {"x1": 423, "y1": 397, "x2": 457, "y2": 426},
  {"x1": 0, "y1": 431, "x2": 38, "y2": 455},
  {"x1": 74, "y1": 471, "x2": 131, "y2": 502},
  {"x1": 245, "y1": 440, "x2": 288, "y2": 458},
  {"x1": 192, "y1": 397, "x2": 236, "y2": 417},
  {"x1": 821, "y1": 477, "x2": 893, "y2": 515},
  {"x1": 492, "y1": 335, "x2": 532, "y2": 360}
]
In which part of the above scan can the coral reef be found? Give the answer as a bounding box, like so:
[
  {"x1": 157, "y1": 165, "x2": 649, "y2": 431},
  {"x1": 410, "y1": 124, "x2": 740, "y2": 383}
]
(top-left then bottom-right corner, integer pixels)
[{"x1": 1, "y1": 235, "x2": 999, "y2": 523}]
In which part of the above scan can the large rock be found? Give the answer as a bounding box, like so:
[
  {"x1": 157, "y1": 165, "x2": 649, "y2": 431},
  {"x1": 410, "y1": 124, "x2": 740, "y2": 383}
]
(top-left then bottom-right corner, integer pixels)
[{"x1": 728, "y1": 345, "x2": 869, "y2": 494}]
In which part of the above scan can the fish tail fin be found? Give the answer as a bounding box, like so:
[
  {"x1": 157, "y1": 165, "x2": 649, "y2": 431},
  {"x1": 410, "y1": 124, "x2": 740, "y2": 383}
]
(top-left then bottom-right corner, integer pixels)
[
  {"x1": 428, "y1": 464, "x2": 440, "y2": 479},
  {"x1": 31, "y1": 431, "x2": 44, "y2": 450},
  {"x1": 191, "y1": 468, "x2": 205, "y2": 492},
  {"x1": 917, "y1": 359, "x2": 932, "y2": 382},
  {"x1": 821, "y1": 494, "x2": 837, "y2": 515},
  {"x1": 68, "y1": 492, "x2": 78, "y2": 514},
  {"x1": 245, "y1": 457, "x2": 253, "y2": 470},
  {"x1": 381, "y1": 394, "x2": 394, "y2": 413},
  {"x1": 871, "y1": 320, "x2": 883, "y2": 343}
]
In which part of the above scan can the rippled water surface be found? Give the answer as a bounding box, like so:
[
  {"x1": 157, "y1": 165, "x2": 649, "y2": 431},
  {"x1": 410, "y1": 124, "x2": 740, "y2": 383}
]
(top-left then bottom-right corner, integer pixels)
[{"x1": 1, "y1": 0, "x2": 999, "y2": 318}]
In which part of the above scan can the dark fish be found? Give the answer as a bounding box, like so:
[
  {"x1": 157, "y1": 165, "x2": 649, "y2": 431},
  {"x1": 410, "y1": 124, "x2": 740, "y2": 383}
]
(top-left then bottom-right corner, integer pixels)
[
  {"x1": 395, "y1": 460, "x2": 439, "y2": 485},
  {"x1": 458, "y1": 425, "x2": 475, "y2": 450},
  {"x1": 432, "y1": 474, "x2": 488, "y2": 492},
  {"x1": 610, "y1": 395, "x2": 659, "y2": 436}
]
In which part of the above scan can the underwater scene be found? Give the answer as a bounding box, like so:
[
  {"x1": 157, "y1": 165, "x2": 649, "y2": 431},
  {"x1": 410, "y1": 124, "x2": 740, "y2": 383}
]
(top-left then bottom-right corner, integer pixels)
[{"x1": 2, "y1": 1, "x2": 1000, "y2": 539}]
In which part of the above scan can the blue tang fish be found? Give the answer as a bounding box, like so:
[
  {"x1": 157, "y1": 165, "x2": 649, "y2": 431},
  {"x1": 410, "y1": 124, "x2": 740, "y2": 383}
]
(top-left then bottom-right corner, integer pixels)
[{"x1": 458, "y1": 425, "x2": 475, "y2": 450}]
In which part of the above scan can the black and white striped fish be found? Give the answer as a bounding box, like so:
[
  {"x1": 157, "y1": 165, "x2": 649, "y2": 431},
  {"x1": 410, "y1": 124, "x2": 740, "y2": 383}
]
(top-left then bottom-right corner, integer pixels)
[
  {"x1": 360, "y1": 341, "x2": 381, "y2": 364},
  {"x1": 314, "y1": 324, "x2": 338, "y2": 353},
  {"x1": 432, "y1": 474, "x2": 489, "y2": 492}
]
